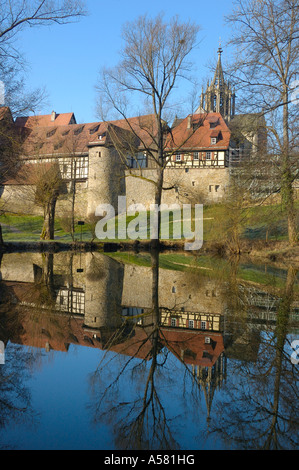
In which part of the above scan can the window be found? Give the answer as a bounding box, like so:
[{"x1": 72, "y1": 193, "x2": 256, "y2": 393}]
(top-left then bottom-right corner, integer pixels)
[
  {"x1": 171, "y1": 318, "x2": 177, "y2": 327},
  {"x1": 206, "y1": 152, "x2": 212, "y2": 160},
  {"x1": 176, "y1": 153, "x2": 182, "y2": 162},
  {"x1": 46, "y1": 129, "x2": 56, "y2": 138},
  {"x1": 193, "y1": 152, "x2": 199, "y2": 160},
  {"x1": 211, "y1": 137, "x2": 217, "y2": 145},
  {"x1": 129, "y1": 152, "x2": 147, "y2": 169},
  {"x1": 188, "y1": 320, "x2": 194, "y2": 329},
  {"x1": 89, "y1": 125, "x2": 100, "y2": 135},
  {"x1": 75, "y1": 156, "x2": 89, "y2": 179},
  {"x1": 56, "y1": 288, "x2": 85, "y2": 314},
  {"x1": 201, "y1": 321, "x2": 207, "y2": 330},
  {"x1": 54, "y1": 142, "x2": 63, "y2": 150},
  {"x1": 74, "y1": 125, "x2": 84, "y2": 136}
]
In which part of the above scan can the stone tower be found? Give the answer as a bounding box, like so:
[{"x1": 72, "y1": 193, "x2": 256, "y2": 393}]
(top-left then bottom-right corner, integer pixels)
[
  {"x1": 86, "y1": 142, "x2": 126, "y2": 218},
  {"x1": 198, "y1": 48, "x2": 236, "y2": 122},
  {"x1": 83, "y1": 253, "x2": 124, "y2": 345}
]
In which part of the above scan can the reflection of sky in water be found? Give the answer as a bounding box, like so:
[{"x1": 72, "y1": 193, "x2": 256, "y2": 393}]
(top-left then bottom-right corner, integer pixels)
[
  {"x1": 4, "y1": 334, "x2": 297, "y2": 451},
  {"x1": 1, "y1": 341, "x2": 232, "y2": 450},
  {"x1": 0, "y1": 252, "x2": 298, "y2": 450}
]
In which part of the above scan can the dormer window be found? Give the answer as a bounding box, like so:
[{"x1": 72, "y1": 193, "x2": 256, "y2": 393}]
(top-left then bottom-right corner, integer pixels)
[
  {"x1": 210, "y1": 129, "x2": 220, "y2": 145},
  {"x1": 46, "y1": 129, "x2": 56, "y2": 138},
  {"x1": 89, "y1": 125, "x2": 100, "y2": 135},
  {"x1": 74, "y1": 125, "x2": 84, "y2": 136},
  {"x1": 54, "y1": 141, "x2": 63, "y2": 150}
]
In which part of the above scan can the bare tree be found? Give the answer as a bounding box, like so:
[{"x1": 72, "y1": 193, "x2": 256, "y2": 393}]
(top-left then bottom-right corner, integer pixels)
[
  {"x1": 226, "y1": 0, "x2": 299, "y2": 246},
  {"x1": 0, "y1": 0, "x2": 86, "y2": 55},
  {"x1": 0, "y1": 0, "x2": 86, "y2": 113},
  {"x1": 0, "y1": 0, "x2": 87, "y2": 246},
  {"x1": 97, "y1": 13, "x2": 200, "y2": 247}
]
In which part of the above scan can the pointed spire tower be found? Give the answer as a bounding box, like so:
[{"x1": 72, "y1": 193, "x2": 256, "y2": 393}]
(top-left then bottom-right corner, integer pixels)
[{"x1": 199, "y1": 46, "x2": 235, "y2": 122}]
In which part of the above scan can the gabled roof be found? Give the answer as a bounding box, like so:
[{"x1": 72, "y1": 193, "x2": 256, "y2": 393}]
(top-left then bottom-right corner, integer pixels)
[
  {"x1": 19, "y1": 114, "x2": 158, "y2": 157},
  {"x1": 160, "y1": 329, "x2": 225, "y2": 367},
  {"x1": 15, "y1": 111, "x2": 76, "y2": 128},
  {"x1": 165, "y1": 112, "x2": 231, "y2": 152}
]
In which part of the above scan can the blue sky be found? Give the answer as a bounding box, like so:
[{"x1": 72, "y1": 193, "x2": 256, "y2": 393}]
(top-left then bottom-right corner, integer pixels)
[{"x1": 18, "y1": 0, "x2": 234, "y2": 124}]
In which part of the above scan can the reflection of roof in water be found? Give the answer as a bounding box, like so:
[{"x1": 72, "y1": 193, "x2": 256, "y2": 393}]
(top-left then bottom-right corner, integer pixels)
[{"x1": 160, "y1": 328, "x2": 225, "y2": 367}]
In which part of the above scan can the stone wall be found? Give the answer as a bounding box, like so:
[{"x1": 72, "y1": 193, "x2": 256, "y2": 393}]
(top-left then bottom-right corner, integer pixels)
[
  {"x1": 125, "y1": 167, "x2": 230, "y2": 209},
  {"x1": 121, "y1": 264, "x2": 225, "y2": 315},
  {"x1": 1, "y1": 181, "x2": 89, "y2": 219}
]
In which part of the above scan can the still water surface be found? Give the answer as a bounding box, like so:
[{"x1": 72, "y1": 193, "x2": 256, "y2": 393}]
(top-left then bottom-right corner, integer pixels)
[{"x1": 0, "y1": 250, "x2": 298, "y2": 450}]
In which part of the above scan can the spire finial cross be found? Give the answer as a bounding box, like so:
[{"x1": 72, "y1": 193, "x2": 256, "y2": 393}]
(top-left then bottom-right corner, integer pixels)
[{"x1": 218, "y1": 37, "x2": 223, "y2": 55}]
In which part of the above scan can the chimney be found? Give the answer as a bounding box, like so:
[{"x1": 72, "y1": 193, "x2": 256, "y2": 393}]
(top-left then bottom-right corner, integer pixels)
[
  {"x1": 51, "y1": 110, "x2": 56, "y2": 122},
  {"x1": 187, "y1": 115, "x2": 192, "y2": 129}
]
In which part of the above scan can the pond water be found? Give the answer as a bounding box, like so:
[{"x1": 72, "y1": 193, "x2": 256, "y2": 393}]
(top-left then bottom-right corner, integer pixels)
[{"x1": 0, "y1": 250, "x2": 298, "y2": 451}]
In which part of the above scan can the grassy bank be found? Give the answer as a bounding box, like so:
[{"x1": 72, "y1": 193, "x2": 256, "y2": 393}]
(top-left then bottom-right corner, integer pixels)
[{"x1": 0, "y1": 201, "x2": 297, "y2": 257}]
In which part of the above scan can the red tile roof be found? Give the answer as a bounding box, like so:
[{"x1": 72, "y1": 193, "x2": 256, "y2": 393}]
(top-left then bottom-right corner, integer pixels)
[
  {"x1": 160, "y1": 329, "x2": 224, "y2": 367},
  {"x1": 166, "y1": 112, "x2": 231, "y2": 151},
  {"x1": 18, "y1": 114, "x2": 158, "y2": 157},
  {"x1": 15, "y1": 112, "x2": 76, "y2": 128}
]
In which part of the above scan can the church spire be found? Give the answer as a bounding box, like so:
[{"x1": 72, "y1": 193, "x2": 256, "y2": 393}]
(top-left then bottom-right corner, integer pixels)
[
  {"x1": 213, "y1": 45, "x2": 224, "y2": 88},
  {"x1": 198, "y1": 45, "x2": 235, "y2": 122}
]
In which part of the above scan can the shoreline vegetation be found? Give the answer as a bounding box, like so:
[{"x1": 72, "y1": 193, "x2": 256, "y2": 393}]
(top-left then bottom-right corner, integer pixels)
[{"x1": 0, "y1": 202, "x2": 298, "y2": 268}]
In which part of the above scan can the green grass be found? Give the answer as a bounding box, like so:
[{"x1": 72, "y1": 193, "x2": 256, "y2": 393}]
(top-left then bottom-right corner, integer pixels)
[
  {"x1": 1, "y1": 200, "x2": 297, "y2": 244},
  {"x1": 0, "y1": 213, "x2": 96, "y2": 242}
]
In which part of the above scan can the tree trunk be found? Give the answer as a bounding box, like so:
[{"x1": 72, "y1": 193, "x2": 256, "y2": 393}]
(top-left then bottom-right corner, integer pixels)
[
  {"x1": 41, "y1": 196, "x2": 58, "y2": 240},
  {"x1": 0, "y1": 223, "x2": 3, "y2": 246},
  {"x1": 282, "y1": 89, "x2": 297, "y2": 246},
  {"x1": 151, "y1": 168, "x2": 164, "y2": 250}
]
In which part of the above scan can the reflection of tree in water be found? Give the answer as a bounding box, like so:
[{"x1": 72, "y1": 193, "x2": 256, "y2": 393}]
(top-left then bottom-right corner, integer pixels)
[
  {"x1": 87, "y1": 251, "x2": 228, "y2": 450},
  {"x1": 88, "y1": 250, "x2": 180, "y2": 450},
  {"x1": 0, "y1": 253, "x2": 37, "y2": 448},
  {"x1": 0, "y1": 251, "x2": 81, "y2": 447},
  {"x1": 211, "y1": 262, "x2": 299, "y2": 450}
]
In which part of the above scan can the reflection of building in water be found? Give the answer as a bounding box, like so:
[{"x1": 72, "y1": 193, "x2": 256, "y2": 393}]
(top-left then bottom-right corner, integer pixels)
[
  {"x1": 161, "y1": 308, "x2": 222, "y2": 332},
  {"x1": 121, "y1": 264, "x2": 224, "y2": 316},
  {"x1": 3, "y1": 252, "x2": 299, "y2": 422},
  {"x1": 160, "y1": 327, "x2": 227, "y2": 420},
  {"x1": 83, "y1": 252, "x2": 124, "y2": 346},
  {"x1": 2, "y1": 252, "x2": 298, "y2": 363},
  {"x1": 0, "y1": 251, "x2": 126, "y2": 350},
  {"x1": 56, "y1": 287, "x2": 85, "y2": 315}
]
